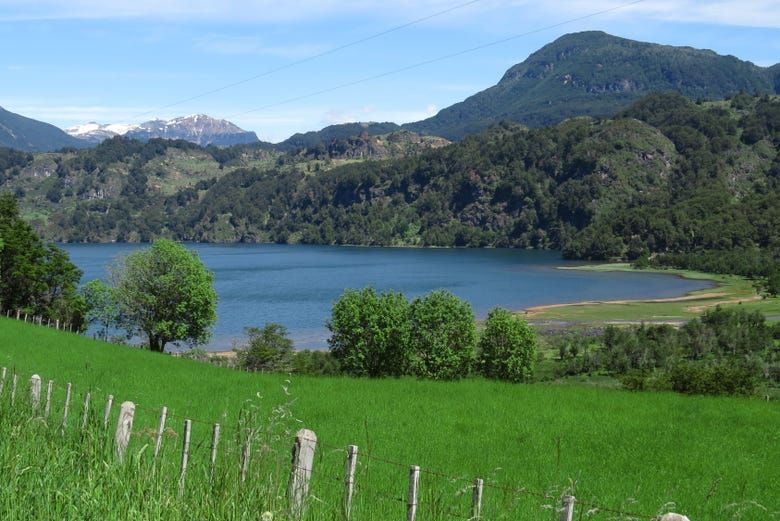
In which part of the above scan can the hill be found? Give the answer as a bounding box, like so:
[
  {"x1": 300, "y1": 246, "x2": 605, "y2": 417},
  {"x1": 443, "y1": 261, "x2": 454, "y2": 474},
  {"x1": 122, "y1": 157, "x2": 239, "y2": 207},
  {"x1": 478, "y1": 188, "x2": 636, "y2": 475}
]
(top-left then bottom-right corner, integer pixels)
[
  {"x1": 0, "y1": 317, "x2": 777, "y2": 520},
  {"x1": 404, "y1": 31, "x2": 778, "y2": 139},
  {"x1": 0, "y1": 106, "x2": 88, "y2": 152},
  {"x1": 277, "y1": 121, "x2": 401, "y2": 151}
]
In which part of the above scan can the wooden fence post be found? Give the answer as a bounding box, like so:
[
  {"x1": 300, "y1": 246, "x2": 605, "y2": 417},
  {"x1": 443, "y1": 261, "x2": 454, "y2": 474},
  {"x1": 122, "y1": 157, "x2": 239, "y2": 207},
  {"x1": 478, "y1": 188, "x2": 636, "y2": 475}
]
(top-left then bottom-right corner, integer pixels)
[
  {"x1": 154, "y1": 406, "x2": 168, "y2": 460},
  {"x1": 344, "y1": 445, "x2": 358, "y2": 520},
  {"x1": 178, "y1": 419, "x2": 192, "y2": 498},
  {"x1": 560, "y1": 495, "x2": 575, "y2": 521},
  {"x1": 288, "y1": 429, "x2": 317, "y2": 519},
  {"x1": 471, "y1": 478, "x2": 484, "y2": 520},
  {"x1": 0, "y1": 367, "x2": 6, "y2": 397},
  {"x1": 103, "y1": 394, "x2": 113, "y2": 428},
  {"x1": 23, "y1": 313, "x2": 28, "y2": 322},
  {"x1": 240, "y1": 430, "x2": 251, "y2": 484},
  {"x1": 81, "y1": 392, "x2": 91, "y2": 430},
  {"x1": 407, "y1": 465, "x2": 420, "y2": 521},
  {"x1": 29, "y1": 374, "x2": 41, "y2": 413},
  {"x1": 210, "y1": 423, "x2": 221, "y2": 481},
  {"x1": 115, "y1": 401, "x2": 135, "y2": 462},
  {"x1": 16, "y1": 310, "x2": 20, "y2": 320},
  {"x1": 10, "y1": 373, "x2": 18, "y2": 406},
  {"x1": 62, "y1": 383, "x2": 72, "y2": 429},
  {"x1": 47, "y1": 318, "x2": 51, "y2": 327},
  {"x1": 55, "y1": 319, "x2": 59, "y2": 330},
  {"x1": 44, "y1": 380, "x2": 53, "y2": 418}
]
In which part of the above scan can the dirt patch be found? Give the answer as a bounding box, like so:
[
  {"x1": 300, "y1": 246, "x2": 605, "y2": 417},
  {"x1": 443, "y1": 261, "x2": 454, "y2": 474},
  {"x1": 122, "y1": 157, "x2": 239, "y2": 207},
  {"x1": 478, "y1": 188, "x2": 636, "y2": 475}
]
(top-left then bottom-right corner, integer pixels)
[{"x1": 523, "y1": 292, "x2": 728, "y2": 317}]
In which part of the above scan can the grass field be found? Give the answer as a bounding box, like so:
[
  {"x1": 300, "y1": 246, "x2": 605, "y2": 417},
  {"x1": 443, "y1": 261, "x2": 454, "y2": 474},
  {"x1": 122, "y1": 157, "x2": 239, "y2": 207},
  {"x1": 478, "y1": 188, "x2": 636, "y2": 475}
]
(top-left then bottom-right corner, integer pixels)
[
  {"x1": 1, "y1": 318, "x2": 778, "y2": 520},
  {"x1": 524, "y1": 264, "x2": 780, "y2": 323}
]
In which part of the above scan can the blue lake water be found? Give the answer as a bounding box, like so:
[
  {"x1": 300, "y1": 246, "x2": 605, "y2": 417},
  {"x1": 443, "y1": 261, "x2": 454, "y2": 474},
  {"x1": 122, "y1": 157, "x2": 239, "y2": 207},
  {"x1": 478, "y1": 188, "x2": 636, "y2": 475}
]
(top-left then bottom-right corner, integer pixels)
[{"x1": 61, "y1": 244, "x2": 712, "y2": 350}]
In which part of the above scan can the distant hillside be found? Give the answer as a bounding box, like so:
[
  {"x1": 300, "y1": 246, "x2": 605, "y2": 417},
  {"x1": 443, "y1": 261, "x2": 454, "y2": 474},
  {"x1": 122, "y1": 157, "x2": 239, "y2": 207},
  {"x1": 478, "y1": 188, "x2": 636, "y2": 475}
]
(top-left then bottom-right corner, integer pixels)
[
  {"x1": 6, "y1": 92, "x2": 775, "y2": 267},
  {"x1": 278, "y1": 122, "x2": 401, "y2": 151},
  {"x1": 0, "y1": 106, "x2": 87, "y2": 152},
  {"x1": 404, "y1": 31, "x2": 778, "y2": 139}
]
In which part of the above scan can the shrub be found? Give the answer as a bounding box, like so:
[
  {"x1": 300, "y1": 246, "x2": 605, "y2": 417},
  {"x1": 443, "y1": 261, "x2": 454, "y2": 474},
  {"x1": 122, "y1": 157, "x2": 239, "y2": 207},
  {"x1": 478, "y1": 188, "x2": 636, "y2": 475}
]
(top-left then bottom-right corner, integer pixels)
[
  {"x1": 236, "y1": 323, "x2": 294, "y2": 373},
  {"x1": 667, "y1": 360, "x2": 760, "y2": 396},
  {"x1": 292, "y1": 350, "x2": 342, "y2": 376},
  {"x1": 408, "y1": 290, "x2": 476, "y2": 380},
  {"x1": 327, "y1": 288, "x2": 410, "y2": 377},
  {"x1": 478, "y1": 307, "x2": 537, "y2": 382}
]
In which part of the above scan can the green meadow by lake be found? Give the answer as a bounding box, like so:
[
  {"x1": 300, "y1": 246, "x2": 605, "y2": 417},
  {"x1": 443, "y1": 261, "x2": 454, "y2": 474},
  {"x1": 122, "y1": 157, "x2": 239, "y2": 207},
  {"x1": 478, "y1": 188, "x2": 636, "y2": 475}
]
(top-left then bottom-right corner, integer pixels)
[{"x1": 61, "y1": 244, "x2": 713, "y2": 350}]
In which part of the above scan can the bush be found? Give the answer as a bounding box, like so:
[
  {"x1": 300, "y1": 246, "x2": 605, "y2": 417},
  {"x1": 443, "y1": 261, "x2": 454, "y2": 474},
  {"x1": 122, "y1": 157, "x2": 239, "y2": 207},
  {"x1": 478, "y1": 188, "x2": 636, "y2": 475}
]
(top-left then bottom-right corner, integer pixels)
[
  {"x1": 292, "y1": 350, "x2": 341, "y2": 376},
  {"x1": 667, "y1": 360, "x2": 760, "y2": 396},
  {"x1": 327, "y1": 288, "x2": 410, "y2": 377},
  {"x1": 236, "y1": 323, "x2": 294, "y2": 373},
  {"x1": 619, "y1": 371, "x2": 647, "y2": 391},
  {"x1": 478, "y1": 307, "x2": 537, "y2": 382},
  {"x1": 409, "y1": 290, "x2": 476, "y2": 380}
]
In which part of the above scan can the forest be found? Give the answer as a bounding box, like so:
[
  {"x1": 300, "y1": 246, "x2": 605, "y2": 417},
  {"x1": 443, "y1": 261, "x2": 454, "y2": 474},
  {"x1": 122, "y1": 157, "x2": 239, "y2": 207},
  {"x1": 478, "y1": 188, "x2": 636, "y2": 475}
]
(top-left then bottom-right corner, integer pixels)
[{"x1": 1, "y1": 92, "x2": 778, "y2": 283}]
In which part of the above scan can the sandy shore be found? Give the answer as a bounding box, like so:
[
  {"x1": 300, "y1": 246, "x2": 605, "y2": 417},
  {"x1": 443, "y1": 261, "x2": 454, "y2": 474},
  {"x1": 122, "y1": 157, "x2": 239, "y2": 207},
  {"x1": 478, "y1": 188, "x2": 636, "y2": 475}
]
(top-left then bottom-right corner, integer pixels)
[{"x1": 523, "y1": 292, "x2": 761, "y2": 318}]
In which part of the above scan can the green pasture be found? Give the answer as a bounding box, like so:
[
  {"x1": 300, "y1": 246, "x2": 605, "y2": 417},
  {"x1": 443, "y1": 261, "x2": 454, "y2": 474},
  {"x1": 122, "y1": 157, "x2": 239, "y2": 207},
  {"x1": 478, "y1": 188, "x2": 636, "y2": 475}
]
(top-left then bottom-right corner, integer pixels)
[{"x1": 0, "y1": 318, "x2": 778, "y2": 520}]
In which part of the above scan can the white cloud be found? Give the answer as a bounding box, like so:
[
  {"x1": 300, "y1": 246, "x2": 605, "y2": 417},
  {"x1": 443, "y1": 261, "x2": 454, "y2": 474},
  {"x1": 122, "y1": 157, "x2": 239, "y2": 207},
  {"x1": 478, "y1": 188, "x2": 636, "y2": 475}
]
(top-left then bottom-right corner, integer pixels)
[
  {"x1": 3, "y1": 103, "x2": 147, "y2": 121},
  {"x1": 0, "y1": 0, "x2": 778, "y2": 28}
]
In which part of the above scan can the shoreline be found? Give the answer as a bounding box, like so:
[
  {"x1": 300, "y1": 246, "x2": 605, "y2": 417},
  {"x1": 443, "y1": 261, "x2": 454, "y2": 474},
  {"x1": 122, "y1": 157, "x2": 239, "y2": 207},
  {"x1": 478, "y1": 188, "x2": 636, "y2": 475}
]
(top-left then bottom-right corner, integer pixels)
[{"x1": 521, "y1": 264, "x2": 771, "y2": 323}]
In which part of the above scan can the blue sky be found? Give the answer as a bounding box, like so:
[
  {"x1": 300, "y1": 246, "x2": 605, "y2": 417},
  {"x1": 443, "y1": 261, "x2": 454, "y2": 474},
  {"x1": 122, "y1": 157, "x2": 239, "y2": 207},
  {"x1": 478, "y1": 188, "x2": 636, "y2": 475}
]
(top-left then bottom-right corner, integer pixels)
[{"x1": 1, "y1": 0, "x2": 779, "y2": 142}]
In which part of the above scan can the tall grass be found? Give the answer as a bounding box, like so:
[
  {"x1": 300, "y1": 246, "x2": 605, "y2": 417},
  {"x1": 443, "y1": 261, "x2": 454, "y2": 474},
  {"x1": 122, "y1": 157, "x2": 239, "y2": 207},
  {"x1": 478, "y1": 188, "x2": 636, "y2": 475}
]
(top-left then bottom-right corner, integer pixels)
[{"x1": 0, "y1": 317, "x2": 778, "y2": 520}]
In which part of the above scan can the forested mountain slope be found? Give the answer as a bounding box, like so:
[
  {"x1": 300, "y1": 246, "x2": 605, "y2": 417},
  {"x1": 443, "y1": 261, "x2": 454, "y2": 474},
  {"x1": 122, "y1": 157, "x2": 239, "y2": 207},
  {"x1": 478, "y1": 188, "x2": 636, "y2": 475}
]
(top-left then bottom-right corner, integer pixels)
[
  {"x1": 0, "y1": 106, "x2": 87, "y2": 152},
  {"x1": 4, "y1": 92, "x2": 774, "y2": 272},
  {"x1": 404, "y1": 31, "x2": 778, "y2": 139}
]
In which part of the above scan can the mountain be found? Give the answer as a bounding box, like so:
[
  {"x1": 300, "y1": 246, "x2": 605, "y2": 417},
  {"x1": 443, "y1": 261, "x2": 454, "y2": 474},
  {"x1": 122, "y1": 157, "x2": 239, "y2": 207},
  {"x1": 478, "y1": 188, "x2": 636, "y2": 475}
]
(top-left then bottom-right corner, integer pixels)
[
  {"x1": 65, "y1": 122, "x2": 140, "y2": 145},
  {"x1": 277, "y1": 122, "x2": 401, "y2": 151},
  {"x1": 404, "y1": 31, "x2": 779, "y2": 140},
  {"x1": 126, "y1": 115, "x2": 259, "y2": 146},
  {"x1": 66, "y1": 115, "x2": 260, "y2": 147},
  {"x1": 0, "y1": 106, "x2": 87, "y2": 152}
]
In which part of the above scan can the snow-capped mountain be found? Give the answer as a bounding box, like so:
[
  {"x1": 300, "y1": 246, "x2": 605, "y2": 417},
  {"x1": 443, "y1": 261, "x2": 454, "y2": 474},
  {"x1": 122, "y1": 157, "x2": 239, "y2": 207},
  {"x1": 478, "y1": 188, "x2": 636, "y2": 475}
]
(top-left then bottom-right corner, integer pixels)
[
  {"x1": 65, "y1": 122, "x2": 140, "y2": 144},
  {"x1": 66, "y1": 115, "x2": 259, "y2": 146}
]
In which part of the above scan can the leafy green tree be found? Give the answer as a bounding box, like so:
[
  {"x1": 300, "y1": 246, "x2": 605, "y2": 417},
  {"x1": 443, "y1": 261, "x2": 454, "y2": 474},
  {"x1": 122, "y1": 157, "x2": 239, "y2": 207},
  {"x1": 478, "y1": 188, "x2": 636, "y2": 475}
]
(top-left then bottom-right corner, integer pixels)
[
  {"x1": 409, "y1": 290, "x2": 476, "y2": 380},
  {"x1": 111, "y1": 239, "x2": 217, "y2": 352},
  {"x1": 236, "y1": 323, "x2": 294, "y2": 373},
  {"x1": 478, "y1": 307, "x2": 537, "y2": 382},
  {"x1": 327, "y1": 287, "x2": 410, "y2": 377},
  {"x1": 0, "y1": 192, "x2": 83, "y2": 323},
  {"x1": 81, "y1": 279, "x2": 121, "y2": 340}
]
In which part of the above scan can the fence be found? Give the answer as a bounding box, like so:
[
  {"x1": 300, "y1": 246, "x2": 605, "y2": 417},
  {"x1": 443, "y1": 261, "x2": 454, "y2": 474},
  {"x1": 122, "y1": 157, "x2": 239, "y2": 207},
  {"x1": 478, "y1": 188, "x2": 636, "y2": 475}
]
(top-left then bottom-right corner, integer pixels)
[
  {"x1": 3, "y1": 308, "x2": 76, "y2": 333},
  {"x1": 0, "y1": 365, "x2": 691, "y2": 521}
]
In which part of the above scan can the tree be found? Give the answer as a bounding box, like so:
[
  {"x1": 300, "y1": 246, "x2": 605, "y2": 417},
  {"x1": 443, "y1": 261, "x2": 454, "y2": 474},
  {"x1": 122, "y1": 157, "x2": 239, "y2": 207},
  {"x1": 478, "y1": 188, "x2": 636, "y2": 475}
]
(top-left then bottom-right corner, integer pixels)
[
  {"x1": 0, "y1": 192, "x2": 83, "y2": 323},
  {"x1": 111, "y1": 239, "x2": 217, "y2": 352},
  {"x1": 236, "y1": 323, "x2": 294, "y2": 372},
  {"x1": 408, "y1": 290, "x2": 476, "y2": 380},
  {"x1": 478, "y1": 307, "x2": 537, "y2": 382},
  {"x1": 81, "y1": 279, "x2": 121, "y2": 340},
  {"x1": 327, "y1": 287, "x2": 410, "y2": 377}
]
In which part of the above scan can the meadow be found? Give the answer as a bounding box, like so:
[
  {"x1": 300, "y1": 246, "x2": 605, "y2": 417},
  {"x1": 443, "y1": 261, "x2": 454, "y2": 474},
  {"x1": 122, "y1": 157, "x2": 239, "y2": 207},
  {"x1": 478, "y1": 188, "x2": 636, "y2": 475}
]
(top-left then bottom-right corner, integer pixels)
[
  {"x1": 0, "y1": 317, "x2": 778, "y2": 520},
  {"x1": 524, "y1": 265, "x2": 780, "y2": 323}
]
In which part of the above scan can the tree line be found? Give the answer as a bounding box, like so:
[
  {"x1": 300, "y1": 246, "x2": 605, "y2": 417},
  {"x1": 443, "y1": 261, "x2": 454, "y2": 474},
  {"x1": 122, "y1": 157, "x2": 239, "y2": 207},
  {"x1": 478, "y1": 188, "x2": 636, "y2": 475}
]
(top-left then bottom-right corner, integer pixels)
[
  {"x1": 12, "y1": 92, "x2": 775, "y2": 284},
  {"x1": 551, "y1": 306, "x2": 780, "y2": 395}
]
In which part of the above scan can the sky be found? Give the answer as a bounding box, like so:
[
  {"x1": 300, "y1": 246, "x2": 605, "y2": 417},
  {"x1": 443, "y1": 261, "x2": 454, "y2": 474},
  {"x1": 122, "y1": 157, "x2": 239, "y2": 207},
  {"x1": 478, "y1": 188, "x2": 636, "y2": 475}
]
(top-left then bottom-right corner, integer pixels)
[{"x1": 1, "y1": 0, "x2": 779, "y2": 143}]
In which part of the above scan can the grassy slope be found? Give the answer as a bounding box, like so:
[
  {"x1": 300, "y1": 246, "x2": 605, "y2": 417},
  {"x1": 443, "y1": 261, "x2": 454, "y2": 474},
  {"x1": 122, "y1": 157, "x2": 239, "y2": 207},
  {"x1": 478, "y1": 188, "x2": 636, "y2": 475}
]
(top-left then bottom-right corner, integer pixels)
[
  {"x1": 0, "y1": 318, "x2": 778, "y2": 519},
  {"x1": 525, "y1": 264, "x2": 780, "y2": 322}
]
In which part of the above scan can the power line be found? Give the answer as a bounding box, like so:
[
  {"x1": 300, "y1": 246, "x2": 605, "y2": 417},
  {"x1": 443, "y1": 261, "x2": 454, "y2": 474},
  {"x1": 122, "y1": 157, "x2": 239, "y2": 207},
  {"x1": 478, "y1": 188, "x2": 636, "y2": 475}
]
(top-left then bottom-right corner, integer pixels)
[
  {"x1": 132, "y1": 0, "x2": 486, "y2": 119},
  {"x1": 225, "y1": 0, "x2": 645, "y2": 121}
]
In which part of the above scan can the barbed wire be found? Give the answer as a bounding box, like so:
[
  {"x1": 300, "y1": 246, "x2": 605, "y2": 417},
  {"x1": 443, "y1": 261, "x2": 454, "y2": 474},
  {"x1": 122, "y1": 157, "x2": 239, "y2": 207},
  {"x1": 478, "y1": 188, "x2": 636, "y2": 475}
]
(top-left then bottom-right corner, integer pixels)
[{"x1": 0, "y1": 365, "x2": 669, "y2": 520}]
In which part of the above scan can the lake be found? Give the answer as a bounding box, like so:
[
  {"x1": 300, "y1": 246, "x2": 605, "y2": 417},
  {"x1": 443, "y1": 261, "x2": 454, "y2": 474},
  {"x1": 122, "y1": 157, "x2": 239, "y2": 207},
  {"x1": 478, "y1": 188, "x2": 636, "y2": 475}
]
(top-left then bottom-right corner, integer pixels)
[{"x1": 62, "y1": 244, "x2": 712, "y2": 350}]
